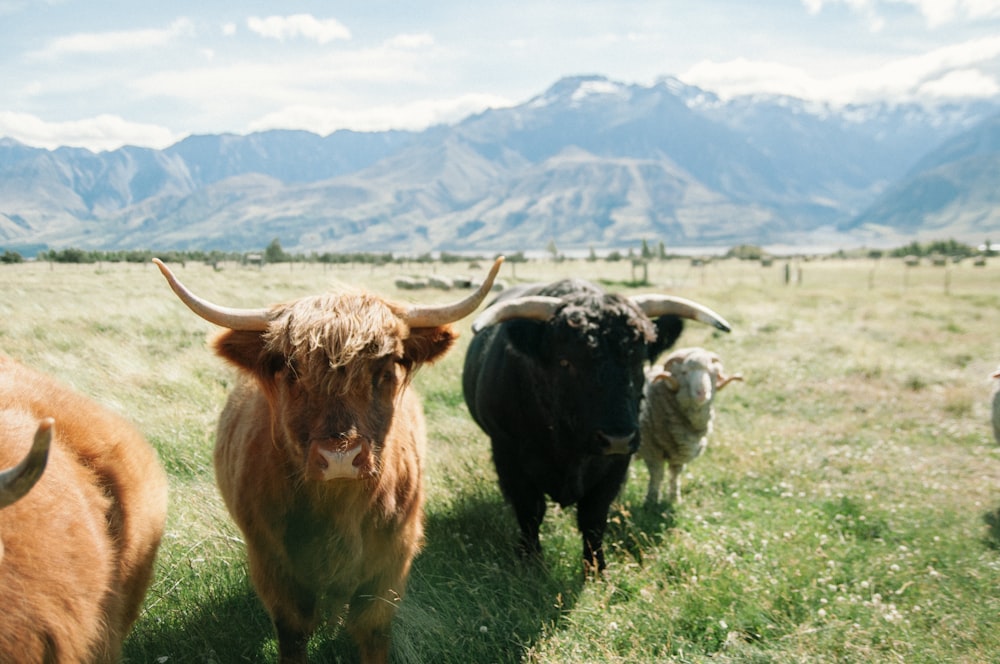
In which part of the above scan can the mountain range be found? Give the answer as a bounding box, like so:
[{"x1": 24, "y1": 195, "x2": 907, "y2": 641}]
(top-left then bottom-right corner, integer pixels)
[{"x1": 2, "y1": 75, "x2": 999, "y2": 256}]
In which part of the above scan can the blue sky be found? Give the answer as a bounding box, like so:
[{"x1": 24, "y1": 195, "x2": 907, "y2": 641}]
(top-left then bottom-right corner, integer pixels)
[{"x1": 2, "y1": 0, "x2": 1000, "y2": 151}]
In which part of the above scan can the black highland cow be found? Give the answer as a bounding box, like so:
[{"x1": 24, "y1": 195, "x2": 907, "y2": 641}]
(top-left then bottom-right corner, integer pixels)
[{"x1": 462, "y1": 279, "x2": 730, "y2": 573}]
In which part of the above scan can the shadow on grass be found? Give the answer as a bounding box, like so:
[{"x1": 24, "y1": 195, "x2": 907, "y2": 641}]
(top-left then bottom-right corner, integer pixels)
[
  {"x1": 124, "y1": 558, "x2": 434, "y2": 664},
  {"x1": 606, "y1": 498, "x2": 678, "y2": 565},
  {"x1": 388, "y1": 487, "x2": 586, "y2": 664},
  {"x1": 125, "y1": 489, "x2": 590, "y2": 664},
  {"x1": 122, "y1": 577, "x2": 275, "y2": 663}
]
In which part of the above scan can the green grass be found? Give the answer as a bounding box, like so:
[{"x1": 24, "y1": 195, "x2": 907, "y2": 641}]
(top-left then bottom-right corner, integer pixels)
[{"x1": 3, "y1": 256, "x2": 1000, "y2": 662}]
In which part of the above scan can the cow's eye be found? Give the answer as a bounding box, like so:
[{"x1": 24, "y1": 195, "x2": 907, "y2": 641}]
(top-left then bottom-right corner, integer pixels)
[{"x1": 373, "y1": 362, "x2": 397, "y2": 390}]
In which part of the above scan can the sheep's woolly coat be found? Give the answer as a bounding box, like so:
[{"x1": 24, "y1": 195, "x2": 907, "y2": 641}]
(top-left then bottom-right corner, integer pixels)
[{"x1": 637, "y1": 347, "x2": 741, "y2": 505}]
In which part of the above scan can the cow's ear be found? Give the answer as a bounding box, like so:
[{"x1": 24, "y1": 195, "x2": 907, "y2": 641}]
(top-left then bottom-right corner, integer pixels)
[
  {"x1": 404, "y1": 325, "x2": 459, "y2": 366},
  {"x1": 212, "y1": 330, "x2": 285, "y2": 378},
  {"x1": 647, "y1": 315, "x2": 684, "y2": 363}
]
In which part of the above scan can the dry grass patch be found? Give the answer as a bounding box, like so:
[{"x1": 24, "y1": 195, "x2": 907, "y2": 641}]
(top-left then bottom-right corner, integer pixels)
[{"x1": 3, "y1": 256, "x2": 1000, "y2": 663}]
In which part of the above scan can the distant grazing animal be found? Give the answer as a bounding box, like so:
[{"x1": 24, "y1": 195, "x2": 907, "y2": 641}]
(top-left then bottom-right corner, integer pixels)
[
  {"x1": 991, "y1": 366, "x2": 1000, "y2": 445},
  {"x1": 637, "y1": 347, "x2": 743, "y2": 505},
  {"x1": 462, "y1": 279, "x2": 730, "y2": 573},
  {"x1": 0, "y1": 356, "x2": 168, "y2": 663},
  {"x1": 154, "y1": 257, "x2": 503, "y2": 664}
]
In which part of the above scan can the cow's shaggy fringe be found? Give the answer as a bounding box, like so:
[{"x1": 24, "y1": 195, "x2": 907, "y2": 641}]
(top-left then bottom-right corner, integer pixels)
[{"x1": 265, "y1": 292, "x2": 406, "y2": 397}]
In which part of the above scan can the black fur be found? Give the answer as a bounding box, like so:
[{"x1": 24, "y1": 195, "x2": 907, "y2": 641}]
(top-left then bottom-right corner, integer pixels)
[{"x1": 462, "y1": 279, "x2": 684, "y2": 573}]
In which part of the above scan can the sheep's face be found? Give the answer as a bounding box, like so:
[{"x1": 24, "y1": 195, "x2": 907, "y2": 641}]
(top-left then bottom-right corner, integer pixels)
[
  {"x1": 669, "y1": 352, "x2": 717, "y2": 407},
  {"x1": 654, "y1": 348, "x2": 742, "y2": 410}
]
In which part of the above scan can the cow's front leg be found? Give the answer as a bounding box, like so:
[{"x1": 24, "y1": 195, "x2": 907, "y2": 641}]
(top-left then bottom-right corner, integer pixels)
[
  {"x1": 269, "y1": 588, "x2": 320, "y2": 664},
  {"x1": 492, "y1": 440, "x2": 547, "y2": 560},
  {"x1": 346, "y1": 581, "x2": 401, "y2": 664},
  {"x1": 247, "y1": 549, "x2": 319, "y2": 664},
  {"x1": 274, "y1": 613, "x2": 313, "y2": 664},
  {"x1": 507, "y1": 483, "x2": 546, "y2": 560},
  {"x1": 576, "y1": 458, "x2": 630, "y2": 575}
]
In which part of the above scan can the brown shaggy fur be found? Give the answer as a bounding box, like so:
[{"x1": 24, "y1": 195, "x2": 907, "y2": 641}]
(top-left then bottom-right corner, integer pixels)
[
  {"x1": 0, "y1": 355, "x2": 169, "y2": 663},
  {"x1": 208, "y1": 292, "x2": 458, "y2": 664}
]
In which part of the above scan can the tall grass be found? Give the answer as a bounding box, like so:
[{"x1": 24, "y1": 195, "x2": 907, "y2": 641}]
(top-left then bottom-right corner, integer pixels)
[{"x1": 3, "y1": 255, "x2": 1000, "y2": 662}]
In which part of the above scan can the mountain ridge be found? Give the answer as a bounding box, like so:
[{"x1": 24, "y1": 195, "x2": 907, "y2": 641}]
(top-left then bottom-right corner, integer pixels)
[{"x1": 2, "y1": 75, "x2": 998, "y2": 255}]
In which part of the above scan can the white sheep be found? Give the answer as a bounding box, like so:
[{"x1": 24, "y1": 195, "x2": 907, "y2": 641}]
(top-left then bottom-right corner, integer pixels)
[
  {"x1": 991, "y1": 366, "x2": 1000, "y2": 445},
  {"x1": 637, "y1": 347, "x2": 743, "y2": 505}
]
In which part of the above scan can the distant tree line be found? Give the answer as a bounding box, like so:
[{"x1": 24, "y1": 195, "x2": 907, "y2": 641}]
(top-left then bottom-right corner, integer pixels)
[
  {"x1": 33, "y1": 248, "x2": 242, "y2": 265},
  {"x1": 887, "y1": 239, "x2": 993, "y2": 259},
  {"x1": 2, "y1": 237, "x2": 992, "y2": 266}
]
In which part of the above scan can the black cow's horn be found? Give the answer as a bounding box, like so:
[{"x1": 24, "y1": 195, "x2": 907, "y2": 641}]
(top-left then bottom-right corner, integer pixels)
[
  {"x1": 0, "y1": 418, "x2": 53, "y2": 509},
  {"x1": 471, "y1": 295, "x2": 564, "y2": 333},
  {"x1": 630, "y1": 294, "x2": 732, "y2": 332},
  {"x1": 153, "y1": 258, "x2": 273, "y2": 331},
  {"x1": 405, "y1": 256, "x2": 505, "y2": 328}
]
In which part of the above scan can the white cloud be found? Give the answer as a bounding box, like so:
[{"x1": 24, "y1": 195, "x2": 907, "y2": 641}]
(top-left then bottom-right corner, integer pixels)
[
  {"x1": 680, "y1": 58, "x2": 827, "y2": 100},
  {"x1": 246, "y1": 92, "x2": 514, "y2": 135},
  {"x1": 918, "y1": 67, "x2": 1000, "y2": 95},
  {"x1": 805, "y1": 0, "x2": 885, "y2": 31},
  {"x1": 130, "y1": 34, "x2": 451, "y2": 110},
  {"x1": 385, "y1": 33, "x2": 435, "y2": 50},
  {"x1": 909, "y1": 0, "x2": 1000, "y2": 25},
  {"x1": 0, "y1": 112, "x2": 179, "y2": 151},
  {"x1": 246, "y1": 14, "x2": 350, "y2": 44},
  {"x1": 31, "y1": 18, "x2": 194, "y2": 59},
  {"x1": 802, "y1": 0, "x2": 1000, "y2": 27},
  {"x1": 681, "y1": 34, "x2": 1000, "y2": 104}
]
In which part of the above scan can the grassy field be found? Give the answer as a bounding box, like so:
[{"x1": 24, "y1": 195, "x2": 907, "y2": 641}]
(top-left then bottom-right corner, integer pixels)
[{"x1": 3, "y1": 254, "x2": 1000, "y2": 663}]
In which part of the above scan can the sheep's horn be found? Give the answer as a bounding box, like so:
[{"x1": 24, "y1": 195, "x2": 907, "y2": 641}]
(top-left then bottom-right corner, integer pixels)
[
  {"x1": 153, "y1": 258, "x2": 273, "y2": 331},
  {"x1": 0, "y1": 418, "x2": 53, "y2": 509},
  {"x1": 717, "y1": 372, "x2": 744, "y2": 390},
  {"x1": 648, "y1": 369, "x2": 679, "y2": 391},
  {"x1": 648, "y1": 370, "x2": 671, "y2": 383},
  {"x1": 405, "y1": 257, "x2": 504, "y2": 328},
  {"x1": 630, "y1": 294, "x2": 731, "y2": 332}
]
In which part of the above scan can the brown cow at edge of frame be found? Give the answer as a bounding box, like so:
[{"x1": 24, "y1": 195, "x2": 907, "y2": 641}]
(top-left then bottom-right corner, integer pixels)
[
  {"x1": 0, "y1": 355, "x2": 169, "y2": 663},
  {"x1": 153, "y1": 256, "x2": 504, "y2": 664}
]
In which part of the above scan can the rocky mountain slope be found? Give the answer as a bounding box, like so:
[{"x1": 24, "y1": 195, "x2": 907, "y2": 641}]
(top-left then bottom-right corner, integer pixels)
[{"x1": 1, "y1": 75, "x2": 997, "y2": 254}]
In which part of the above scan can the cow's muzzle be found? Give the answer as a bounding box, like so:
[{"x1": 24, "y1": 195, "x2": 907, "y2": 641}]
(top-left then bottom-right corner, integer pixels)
[
  {"x1": 599, "y1": 431, "x2": 638, "y2": 456},
  {"x1": 308, "y1": 438, "x2": 372, "y2": 481}
]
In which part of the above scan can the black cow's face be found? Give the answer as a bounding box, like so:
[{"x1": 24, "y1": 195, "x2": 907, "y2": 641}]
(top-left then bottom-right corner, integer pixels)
[{"x1": 513, "y1": 292, "x2": 655, "y2": 456}]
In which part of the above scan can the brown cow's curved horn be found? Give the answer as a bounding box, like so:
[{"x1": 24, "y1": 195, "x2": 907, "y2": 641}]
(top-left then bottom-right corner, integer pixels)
[
  {"x1": 404, "y1": 256, "x2": 505, "y2": 328},
  {"x1": 0, "y1": 418, "x2": 53, "y2": 509},
  {"x1": 630, "y1": 294, "x2": 732, "y2": 332},
  {"x1": 470, "y1": 295, "x2": 564, "y2": 333},
  {"x1": 153, "y1": 258, "x2": 272, "y2": 331}
]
